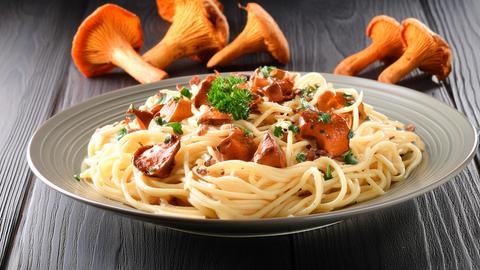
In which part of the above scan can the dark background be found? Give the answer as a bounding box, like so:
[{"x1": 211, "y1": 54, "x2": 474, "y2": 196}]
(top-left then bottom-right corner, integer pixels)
[{"x1": 1, "y1": 0, "x2": 479, "y2": 269}]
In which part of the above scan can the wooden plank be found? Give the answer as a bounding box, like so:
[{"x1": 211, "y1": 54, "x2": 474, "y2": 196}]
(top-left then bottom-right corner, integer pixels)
[
  {"x1": 5, "y1": 1, "x2": 294, "y2": 269},
  {"x1": 0, "y1": 0, "x2": 87, "y2": 266}
]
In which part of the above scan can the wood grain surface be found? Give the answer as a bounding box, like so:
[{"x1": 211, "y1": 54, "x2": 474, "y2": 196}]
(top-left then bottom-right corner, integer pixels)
[{"x1": 1, "y1": 0, "x2": 479, "y2": 269}]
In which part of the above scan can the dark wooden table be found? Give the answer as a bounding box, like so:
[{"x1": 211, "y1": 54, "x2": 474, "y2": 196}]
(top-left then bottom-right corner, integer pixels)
[{"x1": 1, "y1": 0, "x2": 479, "y2": 269}]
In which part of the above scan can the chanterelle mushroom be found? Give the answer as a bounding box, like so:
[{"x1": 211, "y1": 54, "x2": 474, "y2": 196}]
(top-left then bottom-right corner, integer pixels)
[
  {"x1": 207, "y1": 3, "x2": 290, "y2": 68},
  {"x1": 71, "y1": 4, "x2": 168, "y2": 84},
  {"x1": 143, "y1": 0, "x2": 229, "y2": 69},
  {"x1": 334, "y1": 15, "x2": 403, "y2": 76},
  {"x1": 378, "y1": 18, "x2": 452, "y2": 84},
  {"x1": 253, "y1": 132, "x2": 286, "y2": 168},
  {"x1": 156, "y1": 0, "x2": 223, "y2": 23}
]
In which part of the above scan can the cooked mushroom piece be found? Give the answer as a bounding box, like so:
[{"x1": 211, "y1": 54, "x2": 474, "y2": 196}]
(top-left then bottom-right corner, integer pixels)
[
  {"x1": 127, "y1": 107, "x2": 154, "y2": 130},
  {"x1": 133, "y1": 135, "x2": 181, "y2": 178},
  {"x1": 143, "y1": 0, "x2": 229, "y2": 69},
  {"x1": 316, "y1": 90, "x2": 367, "y2": 127},
  {"x1": 158, "y1": 97, "x2": 193, "y2": 123},
  {"x1": 217, "y1": 127, "x2": 257, "y2": 161},
  {"x1": 192, "y1": 75, "x2": 217, "y2": 108},
  {"x1": 71, "y1": 4, "x2": 168, "y2": 83},
  {"x1": 207, "y1": 3, "x2": 290, "y2": 68},
  {"x1": 253, "y1": 133, "x2": 286, "y2": 168},
  {"x1": 249, "y1": 67, "x2": 295, "y2": 102},
  {"x1": 334, "y1": 15, "x2": 403, "y2": 76},
  {"x1": 198, "y1": 107, "x2": 232, "y2": 125},
  {"x1": 298, "y1": 110, "x2": 350, "y2": 157},
  {"x1": 378, "y1": 18, "x2": 452, "y2": 84},
  {"x1": 156, "y1": 0, "x2": 224, "y2": 23}
]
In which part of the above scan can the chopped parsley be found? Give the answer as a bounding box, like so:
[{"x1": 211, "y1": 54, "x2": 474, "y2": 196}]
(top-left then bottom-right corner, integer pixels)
[
  {"x1": 324, "y1": 165, "x2": 333, "y2": 180},
  {"x1": 301, "y1": 85, "x2": 317, "y2": 97},
  {"x1": 260, "y1": 66, "x2": 275, "y2": 77},
  {"x1": 343, "y1": 150, "x2": 358, "y2": 165},
  {"x1": 343, "y1": 93, "x2": 353, "y2": 99},
  {"x1": 164, "y1": 135, "x2": 171, "y2": 144},
  {"x1": 318, "y1": 112, "x2": 331, "y2": 123},
  {"x1": 116, "y1": 127, "x2": 128, "y2": 141},
  {"x1": 166, "y1": 122, "x2": 183, "y2": 135},
  {"x1": 299, "y1": 97, "x2": 313, "y2": 110},
  {"x1": 172, "y1": 96, "x2": 180, "y2": 102},
  {"x1": 180, "y1": 87, "x2": 192, "y2": 99},
  {"x1": 348, "y1": 130, "x2": 354, "y2": 139},
  {"x1": 154, "y1": 117, "x2": 166, "y2": 126},
  {"x1": 73, "y1": 174, "x2": 81, "y2": 181},
  {"x1": 345, "y1": 100, "x2": 354, "y2": 106},
  {"x1": 207, "y1": 75, "x2": 251, "y2": 120},
  {"x1": 273, "y1": 126, "x2": 284, "y2": 137},
  {"x1": 239, "y1": 126, "x2": 253, "y2": 137},
  {"x1": 156, "y1": 94, "x2": 169, "y2": 104},
  {"x1": 288, "y1": 124, "x2": 300, "y2": 134},
  {"x1": 296, "y1": 152, "x2": 307, "y2": 163}
]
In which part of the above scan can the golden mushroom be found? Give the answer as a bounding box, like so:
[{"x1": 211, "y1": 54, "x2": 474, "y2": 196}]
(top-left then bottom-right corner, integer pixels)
[
  {"x1": 207, "y1": 3, "x2": 290, "y2": 68},
  {"x1": 156, "y1": 0, "x2": 223, "y2": 23},
  {"x1": 378, "y1": 18, "x2": 452, "y2": 84},
  {"x1": 71, "y1": 4, "x2": 168, "y2": 83}
]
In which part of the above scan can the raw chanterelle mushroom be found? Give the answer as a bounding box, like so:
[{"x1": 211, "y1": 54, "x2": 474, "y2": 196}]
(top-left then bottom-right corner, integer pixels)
[
  {"x1": 334, "y1": 15, "x2": 403, "y2": 76},
  {"x1": 378, "y1": 18, "x2": 452, "y2": 84},
  {"x1": 71, "y1": 4, "x2": 168, "y2": 84},
  {"x1": 156, "y1": 0, "x2": 223, "y2": 23},
  {"x1": 207, "y1": 3, "x2": 290, "y2": 68},
  {"x1": 143, "y1": 0, "x2": 229, "y2": 69}
]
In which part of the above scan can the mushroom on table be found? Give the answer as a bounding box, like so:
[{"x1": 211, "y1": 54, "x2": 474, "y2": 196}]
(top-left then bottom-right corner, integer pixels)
[{"x1": 71, "y1": 4, "x2": 168, "y2": 83}]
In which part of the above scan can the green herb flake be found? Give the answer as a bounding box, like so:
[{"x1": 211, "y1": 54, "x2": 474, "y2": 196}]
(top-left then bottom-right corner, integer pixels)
[
  {"x1": 116, "y1": 127, "x2": 128, "y2": 141},
  {"x1": 301, "y1": 86, "x2": 317, "y2": 97},
  {"x1": 156, "y1": 94, "x2": 169, "y2": 105},
  {"x1": 164, "y1": 135, "x2": 171, "y2": 144},
  {"x1": 166, "y1": 122, "x2": 183, "y2": 135},
  {"x1": 207, "y1": 75, "x2": 251, "y2": 120},
  {"x1": 154, "y1": 117, "x2": 165, "y2": 126},
  {"x1": 299, "y1": 97, "x2": 313, "y2": 110},
  {"x1": 296, "y1": 152, "x2": 307, "y2": 163},
  {"x1": 288, "y1": 124, "x2": 300, "y2": 134},
  {"x1": 324, "y1": 165, "x2": 333, "y2": 180},
  {"x1": 318, "y1": 112, "x2": 331, "y2": 123},
  {"x1": 345, "y1": 100, "x2": 354, "y2": 106},
  {"x1": 273, "y1": 126, "x2": 284, "y2": 137},
  {"x1": 173, "y1": 96, "x2": 180, "y2": 102},
  {"x1": 73, "y1": 174, "x2": 81, "y2": 182},
  {"x1": 260, "y1": 66, "x2": 275, "y2": 78},
  {"x1": 147, "y1": 168, "x2": 155, "y2": 174},
  {"x1": 343, "y1": 93, "x2": 353, "y2": 99},
  {"x1": 180, "y1": 87, "x2": 192, "y2": 99},
  {"x1": 240, "y1": 127, "x2": 253, "y2": 137},
  {"x1": 343, "y1": 150, "x2": 358, "y2": 165},
  {"x1": 348, "y1": 130, "x2": 354, "y2": 139}
]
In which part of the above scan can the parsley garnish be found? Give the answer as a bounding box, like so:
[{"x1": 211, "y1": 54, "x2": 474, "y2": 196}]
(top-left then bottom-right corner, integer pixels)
[
  {"x1": 73, "y1": 174, "x2": 81, "y2": 181},
  {"x1": 348, "y1": 130, "x2": 354, "y2": 139},
  {"x1": 345, "y1": 100, "x2": 354, "y2": 106},
  {"x1": 273, "y1": 126, "x2": 284, "y2": 137},
  {"x1": 261, "y1": 66, "x2": 275, "y2": 77},
  {"x1": 343, "y1": 150, "x2": 358, "y2": 165},
  {"x1": 318, "y1": 112, "x2": 331, "y2": 123},
  {"x1": 343, "y1": 93, "x2": 353, "y2": 99},
  {"x1": 207, "y1": 75, "x2": 251, "y2": 120},
  {"x1": 116, "y1": 127, "x2": 128, "y2": 141},
  {"x1": 288, "y1": 124, "x2": 300, "y2": 134},
  {"x1": 324, "y1": 165, "x2": 333, "y2": 180},
  {"x1": 296, "y1": 152, "x2": 307, "y2": 163},
  {"x1": 154, "y1": 117, "x2": 166, "y2": 126},
  {"x1": 301, "y1": 86, "x2": 317, "y2": 97},
  {"x1": 180, "y1": 87, "x2": 192, "y2": 99},
  {"x1": 164, "y1": 135, "x2": 171, "y2": 144},
  {"x1": 238, "y1": 126, "x2": 253, "y2": 137},
  {"x1": 173, "y1": 96, "x2": 180, "y2": 102},
  {"x1": 166, "y1": 122, "x2": 183, "y2": 135},
  {"x1": 299, "y1": 97, "x2": 313, "y2": 110}
]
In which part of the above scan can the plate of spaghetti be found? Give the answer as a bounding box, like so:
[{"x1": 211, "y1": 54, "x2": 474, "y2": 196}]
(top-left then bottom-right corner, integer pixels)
[{"x1": 28, "y1": 67, "x2": 477, "y2": 236}]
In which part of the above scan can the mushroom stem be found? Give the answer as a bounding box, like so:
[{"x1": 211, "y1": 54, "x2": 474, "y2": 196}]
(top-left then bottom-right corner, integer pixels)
[
  {"x1": 334, "y1": 43, "x2": 385, "y2": 76},
  {"x1": 207, "y1": 29, "x2": 266, "y2": 67},
  {"x1": 378, "y1": 52, "x2": 421, "y2": 83},
  {"x1": 111, "y1": 45, "x2": 168, "y2": 84},
  {"x1": 142, "y1": 39, "x2": 185, "y2": 70}
]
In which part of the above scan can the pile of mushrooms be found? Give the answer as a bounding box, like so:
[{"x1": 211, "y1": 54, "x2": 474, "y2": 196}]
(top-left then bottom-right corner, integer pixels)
[
  {"x1": 71, "y1": 1, "x2": 290, "y2": 84},
  {"x1": 334, "y1": 15, "x2": 452, "y2": 84}
]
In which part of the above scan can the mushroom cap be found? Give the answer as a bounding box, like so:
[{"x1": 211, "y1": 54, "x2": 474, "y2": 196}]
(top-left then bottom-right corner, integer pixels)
[
  {"x1": 366, "y1": 15, "x2": 403, "y2": 60},
  {"x1": 402, "y1": 18, "x2": 452, "y2": 80},
  {"x1": 71, "y1": 4, "x2": 143, "y2": 77},
  {"x1": 243, "y1": 3, "x2": 290, "y2": 64},
  {"x1": 156, "y1": 0, "x2": 224, "y2": 23}
]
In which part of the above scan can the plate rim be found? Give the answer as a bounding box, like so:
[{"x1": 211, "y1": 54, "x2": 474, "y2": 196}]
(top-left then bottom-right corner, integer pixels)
[{"x1": 27, "y1": 72, "x2": 479, "y2": 228}]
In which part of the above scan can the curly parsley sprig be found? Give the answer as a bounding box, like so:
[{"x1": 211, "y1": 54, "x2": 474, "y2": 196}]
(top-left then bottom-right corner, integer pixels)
[{"x1": 207, "y1": 75, "x2": 251, "y2": 120}]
